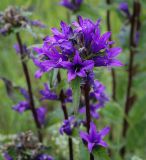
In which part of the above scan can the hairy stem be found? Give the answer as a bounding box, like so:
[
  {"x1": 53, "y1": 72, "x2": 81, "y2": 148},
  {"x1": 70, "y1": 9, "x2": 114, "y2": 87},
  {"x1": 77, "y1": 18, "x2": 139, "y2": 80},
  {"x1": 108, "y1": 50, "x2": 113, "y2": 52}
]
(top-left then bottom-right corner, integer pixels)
[
  {"x1": 57, "y1": 71, "x2": 74, "y2": 160},
  {"x1": 83, "y1": 82, "x2": 94, "y2": 160},
  {"x1": 16, "y1": 33, "x2": 42, "y2": 142},
  {"x1": 120, "y1": 0, "x2": 141, "y2": 158}
]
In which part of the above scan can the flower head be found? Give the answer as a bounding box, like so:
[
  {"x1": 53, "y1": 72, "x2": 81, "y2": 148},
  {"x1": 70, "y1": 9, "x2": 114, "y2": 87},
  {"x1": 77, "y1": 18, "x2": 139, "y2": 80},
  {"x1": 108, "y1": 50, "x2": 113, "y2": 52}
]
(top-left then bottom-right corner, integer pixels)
[
  {"x1": 33, "y1": 16, "x2": 122, "y2": 82},
  {"x1": 13, "y1": 43, "x2": 29, "y2": 55},
  {"x1": 60, "y1": 0, "x2": 83, "y2": 11},
  {"x1": 40, "y1": 83, "x2": 58, "y2": 101},
  {"x1": 80, "y1": 122, "x2": 110, "y2": 153},
  {"x1": 12, "y1": 101, "x2": 30, "y2": 113},
  {"x1": 91, "y1": 80, "x2": 109, "y2": 107},
  {"x1": 61, "y1": 51, "x2": 94, "y2": 81},
  {"x1": 79, "y1": 104, "x2": 100, "y2": 119},
  {"x1": 59, "y1": 116, "x2": 75, "y2": 135}
]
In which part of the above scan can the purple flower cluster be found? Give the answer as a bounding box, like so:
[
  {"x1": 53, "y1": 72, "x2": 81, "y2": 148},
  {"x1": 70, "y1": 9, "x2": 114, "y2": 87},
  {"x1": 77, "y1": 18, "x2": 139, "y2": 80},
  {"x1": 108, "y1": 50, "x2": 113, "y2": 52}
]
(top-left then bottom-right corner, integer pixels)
[
  {"x1": 12, "y1": 88, "x2": 47, "y2": 125},
  {"x1": 60, "y1": 0, "x2": 83, "y2": 11},
  {"x1": 33, "y1": 16, "x2": 122, "y2": 81},
  {"x1": 13, "y1": 43, "x2": 30, "y2": 55}
]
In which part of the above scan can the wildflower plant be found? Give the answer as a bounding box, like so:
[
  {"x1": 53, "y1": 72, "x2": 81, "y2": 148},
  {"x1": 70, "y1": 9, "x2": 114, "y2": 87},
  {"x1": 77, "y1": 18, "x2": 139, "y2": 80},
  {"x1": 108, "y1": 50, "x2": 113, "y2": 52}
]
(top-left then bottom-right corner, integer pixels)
[{"x1": 33, "y1": 15, "x2": 122, "y2": 159}]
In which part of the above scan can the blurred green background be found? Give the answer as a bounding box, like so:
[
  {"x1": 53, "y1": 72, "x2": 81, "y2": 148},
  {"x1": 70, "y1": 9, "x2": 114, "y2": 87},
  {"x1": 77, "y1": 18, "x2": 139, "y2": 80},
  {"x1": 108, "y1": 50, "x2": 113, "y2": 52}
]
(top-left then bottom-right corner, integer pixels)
[{"x1": 0, "y1": 0, "x2": 146, "y2": 160}]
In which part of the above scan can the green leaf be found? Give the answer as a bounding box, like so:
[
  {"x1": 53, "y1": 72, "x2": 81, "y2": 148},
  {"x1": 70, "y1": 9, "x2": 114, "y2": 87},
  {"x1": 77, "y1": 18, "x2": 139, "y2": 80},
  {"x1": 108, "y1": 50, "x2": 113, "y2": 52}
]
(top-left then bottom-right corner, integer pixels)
[
  {"x1": 71, "y1": 77, "x2": 81, "y2": 113},
  {"x1": 93, "y1": 147, "x2": 110, "y2": 160}
]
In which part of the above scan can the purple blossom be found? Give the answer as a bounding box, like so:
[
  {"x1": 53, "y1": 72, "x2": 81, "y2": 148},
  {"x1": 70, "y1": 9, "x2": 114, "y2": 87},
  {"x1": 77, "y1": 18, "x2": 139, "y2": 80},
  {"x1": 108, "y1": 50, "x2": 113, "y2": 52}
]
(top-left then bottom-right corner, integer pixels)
[
  {"x1": 36, "y1": 107, "x2": 47, "y2": 125},
  {"x1": 119, "y1": 2, "x2": 131, "y2": 19},
  {"x1": 12, "y1": 101, "x2": 30, "y2": 113},
  {"x1": 0, "y1": 27, "x2": 8, "y2": 36},
  {"x1": 40, "y1": 83, "x2": 58, "y2": 101},
  {"x1": 60, "y1": 0, "x2": 83, "y2": 11},
  {"x1": 20, "y1": 88, "x2": 29, "y2": 100},
  {"x1": 64, "y1": 88, "x2": 73, "y2": 103},
  {"x1": 13, "y1": 43, "x2": 29, "y2": 55},
  {"x1": 59, "y1": 116, "x2": 75, "y2": 135},
  {"x1": 40, "y1": 83, "x2": 72, "y2": 103},
  {"x1": 36, "y1": 154, "x2": 54, "y2": 160},
  {"x1": 3, "y1": 152, "x2": 13, "y2": 160},
  {"x1": 94, "y1": 47, "x2": 123, "y2": 67},
  {"x1": 33, "y1": 47, "x2": 65, "y2": 78},
  {"x1": 79, "y1": 105, "x2": 100, "y2": 119},
  {"x1": 61, "y1": 51, "x2": 94, "y2": 81},
  {"x1": 12, "y1": 88, "x2": 30, "y2": 113},
  {"x1": 33, "y1": 16, "x2": 122, "y2": 81},
  {"x1": 91, "y1": 80, "x2": 109, "y2": 107},
  {"x1": 80, "y1": 122, "x2": 110, "y2": 153},
  {"x1": 30, "y1": 20, "x2": 46, "y2": 28}
]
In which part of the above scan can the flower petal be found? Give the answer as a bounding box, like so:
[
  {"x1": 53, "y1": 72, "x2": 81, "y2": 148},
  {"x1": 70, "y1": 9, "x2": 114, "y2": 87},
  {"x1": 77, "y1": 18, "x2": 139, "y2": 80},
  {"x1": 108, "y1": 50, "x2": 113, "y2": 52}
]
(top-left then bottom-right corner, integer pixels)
[{"x1": 99, "y1": 126, "x2": 110, "y2": 138}]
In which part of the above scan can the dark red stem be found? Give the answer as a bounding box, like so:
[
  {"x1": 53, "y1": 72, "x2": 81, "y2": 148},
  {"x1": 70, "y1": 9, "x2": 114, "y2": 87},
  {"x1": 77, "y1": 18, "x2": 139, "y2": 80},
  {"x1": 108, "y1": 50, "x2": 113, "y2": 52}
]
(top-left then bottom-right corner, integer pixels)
[
  {"x1": 57, "y1": 71, "x2": 74, "y2": 160},
  {"x1": 120, "y1": 0, "x2": 141, "y2": 158},
  {"x1": 83, "y1": 82, "x2": 94, "y2": 160},
  {"x1": 16, "y1": 33, "x2": 42, "y2": 142}
]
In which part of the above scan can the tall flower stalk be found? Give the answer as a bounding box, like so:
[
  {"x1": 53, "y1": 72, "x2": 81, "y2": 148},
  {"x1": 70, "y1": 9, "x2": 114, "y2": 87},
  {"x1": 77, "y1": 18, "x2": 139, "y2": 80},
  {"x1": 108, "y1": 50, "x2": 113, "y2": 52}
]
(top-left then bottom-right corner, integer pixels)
[
  {"x1": 57, "y1": 71, "x2": 74, "y2": 160},
  {"x1": 16, "y1": 33, "x2": 43, "y2": 142},
  {"x1": 120, "y1": 0, "x2": 141, "y2": 157}
]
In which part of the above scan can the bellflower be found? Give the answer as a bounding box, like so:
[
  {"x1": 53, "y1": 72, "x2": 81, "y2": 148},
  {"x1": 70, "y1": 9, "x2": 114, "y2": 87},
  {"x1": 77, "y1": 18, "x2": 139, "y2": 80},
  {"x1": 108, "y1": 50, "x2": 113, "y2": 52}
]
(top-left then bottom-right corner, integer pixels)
[
  {"x1": 79, "y1": 105, "x2": 100, "y2": 119},
  {"x1": 119, "y1": 2, "x2": 131, "y2": 19},
  {"x1": 64, "y1": 88, "x2": 73, "y2": 103},
  {"x1": 91, "y1": 80, "x2": 109, "y2": 107},
  {"x1": 3, "y1": 152, "x2": 13, "y2": 160},
  {"x1": 33, "y1": 16, "x2": 122, "y2": 82},
  {"x1": 60, "y1": 0, "x2": 83, "y2": 11},
  {"x1": 33, "y1": 47, "x2": 66, "y2": 78},
  {"x1": 94, "y1": 47, "x2": 123, "y2": 67},
  {"x1": 30, "y1": 20, "x2": 46, "y2": 28},
  {"x1": 12, "y1": 88, "x2": 30, "y2": 113},
  {"x1": 40, "y1": 83, "x2": 58, "y2": 101},
  {"x1": 36, "y1": 107, "x2": 47, "y2": 125},
  {"x1": 59, "y1": 116, "x2": 75, "y2": 135},
  {"x1": 40, "y1": 83, "x2": 72, "y2": 103},
  {"x1": 12, "y1": 101, "x2": 30, "y2": 113},
  {"x1": 61, "y1": 51, "x2": 94, "y2": 81},
  {"x1": 36, "y1": 154, "x2": 54, "y2": 160},
  {"x1": 80, "y1": 122, "x2": 110, "y2": 153},
  {"x1": 13, "y1": 43, "x2": 29, "y2": 55}
]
